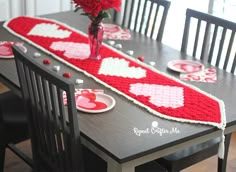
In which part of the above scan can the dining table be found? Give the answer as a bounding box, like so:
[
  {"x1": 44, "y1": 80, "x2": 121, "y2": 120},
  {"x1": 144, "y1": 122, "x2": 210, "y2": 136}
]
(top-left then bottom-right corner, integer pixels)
[{"x1": 1, "y1": 11, "x2": 236, "y2": 172}]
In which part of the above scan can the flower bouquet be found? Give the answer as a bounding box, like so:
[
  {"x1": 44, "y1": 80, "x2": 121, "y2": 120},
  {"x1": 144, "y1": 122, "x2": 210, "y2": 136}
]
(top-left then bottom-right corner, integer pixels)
[{"x1": 72, "y1": 0, "x2": 121, "y2": 60}]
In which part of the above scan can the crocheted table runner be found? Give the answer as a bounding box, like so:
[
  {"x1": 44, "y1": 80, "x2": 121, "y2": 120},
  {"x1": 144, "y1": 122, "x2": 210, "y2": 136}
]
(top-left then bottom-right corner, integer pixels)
[{"x1": 3, "y1": 16, "x2": 226, "y2": 131}]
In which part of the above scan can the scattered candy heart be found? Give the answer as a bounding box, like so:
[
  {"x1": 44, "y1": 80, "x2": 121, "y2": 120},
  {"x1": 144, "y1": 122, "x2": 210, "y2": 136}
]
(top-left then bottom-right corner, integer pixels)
[
  {"x1": 114, "y1": 44, "x2": 122, "y2": 49},
  {"x1": 138, "y1": 56, "x2": 145, "y2": 62},
  {"x1": 33, "y1": 52, "x2": 41, "y2": 57},
  {"x1": 149, "y1": 61, "x2": 156, "y2": 66},
  {"x1": 75, "y1": 79, "x2": 84, "y2": 85},
  {"x1": 126, "y1": 50, "x2": 134, "y2": 56},
  {"x1": 52, "y1": 65, "x2": 60, "y2": 72},
  {"x1": 107, "y1": 40, "x2": 115, "y2": 46},
  {"x1": 43, "y1": 59, "x2": 51, "y2": 65},
  {"x1": 63, "y1": 72, "x2": 71, "y2": 78}
]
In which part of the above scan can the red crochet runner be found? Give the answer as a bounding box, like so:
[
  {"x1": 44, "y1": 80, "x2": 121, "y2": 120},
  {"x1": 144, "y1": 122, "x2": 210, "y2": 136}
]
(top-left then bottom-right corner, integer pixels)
[{"x1": 4, "y1": 16, "x2": 226, "y2": 131}]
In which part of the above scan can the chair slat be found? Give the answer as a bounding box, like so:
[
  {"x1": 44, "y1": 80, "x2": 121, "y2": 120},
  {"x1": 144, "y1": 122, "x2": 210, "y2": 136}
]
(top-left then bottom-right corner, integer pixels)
[
  {"x1": 145, "y1": 3, "x2": 154, "y2": 36},
  {"x1": 134, "y1": 0, "x2": 142, "y2": 31},
  {"x1": 231, "y1": 53, "x2": 236, "y2": 74},
  {"x1": 49, "y1": 84, "x2": 64, "y2": 170},
  {"x1": 151, "y1": 4, "x2": 160, "y2": 38},
  {"x1": 42, "y1": 79, "x2": 58, "y2": 163},
  {"x1": 193, "y1": 20, "x2": 201, "y2": 57},
  {"x1": 139, "y1": 0, "x2": 148, "y2": 33},
  {"x1": 223, "y1": 31, "x2": 235, "y2": 70},
  {"x1": 181, "y1": 14, "x2": 191, "y2": 53},
  {"x1": 122, "y1": 0, "x2": 129, "y2": 27},
  {"x1": 128, "y1": 1, "x2": 135, "y2": 29},
  {"x1": 208, "y1": 25, "x2": 218, "y2": 63},
  {"x1": 29, "y1": 71, "x2": 46, "y2": 157},
  {"x1": 114, "y1": 0, "x2": 171, "y2": 41},
  {"x1": 200, "y1": 22, "x2": 211, "y2": 60}
]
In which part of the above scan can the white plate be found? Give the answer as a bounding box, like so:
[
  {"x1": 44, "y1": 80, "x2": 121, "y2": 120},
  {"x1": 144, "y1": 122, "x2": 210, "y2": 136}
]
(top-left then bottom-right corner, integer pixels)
[
  {"x1": 103, "y1": 24, "x2": 121, "y2": 33},
  {"x1": 0, "y1": 42, "x2": 27, "y2": 59},
  {"x1": 167, "y1": 60, "x2": 203, "y2": 73},
  {"x1": 76, "y1": 93, "x2": 116, "y2": 113}
]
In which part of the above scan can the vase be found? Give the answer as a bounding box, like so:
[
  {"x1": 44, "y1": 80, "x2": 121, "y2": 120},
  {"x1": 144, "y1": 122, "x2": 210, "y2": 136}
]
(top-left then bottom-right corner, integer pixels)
[{"x1": 88, "y1": 21, "x2": 104, "y2": 60}]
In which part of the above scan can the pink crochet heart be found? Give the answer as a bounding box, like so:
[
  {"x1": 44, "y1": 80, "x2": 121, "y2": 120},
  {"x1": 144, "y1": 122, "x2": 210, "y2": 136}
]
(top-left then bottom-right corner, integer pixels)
[
  {"x1": 130, "y1": 83, "x2": 184, "y2": 108},
  {"x1": 50, "y1": 42, "x2": 90, "y2": 60}
]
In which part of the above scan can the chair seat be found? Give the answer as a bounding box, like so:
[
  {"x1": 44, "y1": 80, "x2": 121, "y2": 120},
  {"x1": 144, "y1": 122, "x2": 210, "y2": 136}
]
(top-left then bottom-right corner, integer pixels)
[
  {"x1": 0, "y1": 91, "x2": 29, "y2": 143},
  {"x1": 162, "y1": 137, "x2": 220, "y2": 161},
  {"x1": 1, "y1": 90, "x2": 30, "y2": 171},
  {"x1": 0, "y1": 91, "x2": 27, "y2": 125}
]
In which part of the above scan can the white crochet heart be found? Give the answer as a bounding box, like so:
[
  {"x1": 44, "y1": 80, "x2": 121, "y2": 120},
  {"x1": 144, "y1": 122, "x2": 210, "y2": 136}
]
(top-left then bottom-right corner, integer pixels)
[
  {"x1": 99, "y1": 57, "x2": 146, "y2": 79},
  {"x1": 129, "y1": 83, "x2": 184, "y2": 108},
  {"x1": 28, "y1": 23, "x2": 71, "y2": 38},
  {"x1": 50, "y1": 41, "x2": 90, "y2": 60}
]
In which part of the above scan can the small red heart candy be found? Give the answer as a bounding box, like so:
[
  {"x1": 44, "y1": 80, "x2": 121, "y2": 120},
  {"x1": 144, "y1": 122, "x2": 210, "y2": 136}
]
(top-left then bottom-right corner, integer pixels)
[
  {"x1": 138, "y1": 56, "x2": 145, "y2": 62},
  {"x1": 43, "y1": 59, "x2": 51, "y2": 65},
  {"x1": 63, "y1": 72, "x2": 71, "y2": 78}
]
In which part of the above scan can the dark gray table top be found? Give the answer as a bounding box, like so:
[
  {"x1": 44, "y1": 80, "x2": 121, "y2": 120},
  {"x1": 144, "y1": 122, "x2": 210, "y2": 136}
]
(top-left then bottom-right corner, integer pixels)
[{"x1": 1, "y1": 11, "x2": 236, "y2": 163}]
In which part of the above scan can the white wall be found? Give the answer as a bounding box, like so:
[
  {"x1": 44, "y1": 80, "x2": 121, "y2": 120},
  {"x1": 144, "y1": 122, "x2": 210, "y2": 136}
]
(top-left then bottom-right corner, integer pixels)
[
  {"x1": 0, "y1": 0, "x2": 23, "y2": 21},
  {"x1": 0, "y1": 0, "x2": 72, "y2": 21},
  {"x1": 162, "y1": 0, "x2": 211, "y2": 50}
]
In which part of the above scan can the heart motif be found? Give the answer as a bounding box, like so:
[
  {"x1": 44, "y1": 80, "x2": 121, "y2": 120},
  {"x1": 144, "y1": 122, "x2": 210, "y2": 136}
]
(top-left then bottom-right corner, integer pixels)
[
  {"x1": 0, "y1": 45, "x2": 12, "y2": 56},
  {"x1": 129, "y1": 83, "x2": 184, "y2": 108},
  {"x1": 50, "y1": 42, "x2": 90, "y2": 60},
  {"x1": 77, "y1": 96, "x2": 96, "y2": 108},
  {"x1": 28, "y1": 23, "x2": 71, "y2": 38},
  {"x1": 99, "y1": 57, "x2": 146, "y2": 79},
  {"x1": 173, "y1": 63, "x2": 202, "y2": 73},
  {"x1": 76, "y1": 93, "x2": 107, "y2": 110},
  {"x1": 0, "y1": 42, "x2": 27, "y2": 58},
  {"x1": 180, "y1": 68, "x2": 216, "y2": 83}
]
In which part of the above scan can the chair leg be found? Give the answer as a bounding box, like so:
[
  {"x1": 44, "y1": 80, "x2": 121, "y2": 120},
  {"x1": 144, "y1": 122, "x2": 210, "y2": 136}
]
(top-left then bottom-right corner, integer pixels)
[
  {"x1": 218, "y1": 133, "x2": 232, "y2": 172},
  {"x1": 0, "y1": 145, "x2": 6, "y2": 171}
]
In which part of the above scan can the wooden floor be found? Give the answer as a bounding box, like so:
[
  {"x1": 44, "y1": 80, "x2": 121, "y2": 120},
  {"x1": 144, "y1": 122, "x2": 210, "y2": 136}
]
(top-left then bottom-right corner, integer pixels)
[{"x1": 1, "y1": 82, "x2": 236, "y2": 172}]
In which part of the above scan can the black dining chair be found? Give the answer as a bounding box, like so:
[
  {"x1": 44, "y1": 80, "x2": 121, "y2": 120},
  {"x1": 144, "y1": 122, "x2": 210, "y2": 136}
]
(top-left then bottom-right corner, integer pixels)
[
  {"x1": 113, "y1": 0, "x2": 171, "y2": 41},
  {"x1": 13, "y1": 44, "x2": 87, "y2": 172},
  {"x1": 155, "y1": 8, "x2": 235, "y2": 172},
  {"x1": 12, "y1": 45, "x2": 167, "y2": 172},
  {"x1": 0, "y1": 90, "x2": 33, "y2": 171},
  {"x1": 181, "y1": 8, "x2": 236, "y2": 75}
]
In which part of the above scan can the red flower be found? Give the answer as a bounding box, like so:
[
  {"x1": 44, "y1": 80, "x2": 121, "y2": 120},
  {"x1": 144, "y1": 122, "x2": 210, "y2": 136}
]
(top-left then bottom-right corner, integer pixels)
[{"x1": 72, "y1": 0, "x2": 121, "y2": 18}]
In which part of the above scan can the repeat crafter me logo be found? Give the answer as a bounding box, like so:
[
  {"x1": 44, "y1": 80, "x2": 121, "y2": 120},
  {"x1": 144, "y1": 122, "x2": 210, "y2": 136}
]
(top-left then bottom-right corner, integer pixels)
[{"x1": 133, "y1": 121, "x2": 180, "y2": 136}]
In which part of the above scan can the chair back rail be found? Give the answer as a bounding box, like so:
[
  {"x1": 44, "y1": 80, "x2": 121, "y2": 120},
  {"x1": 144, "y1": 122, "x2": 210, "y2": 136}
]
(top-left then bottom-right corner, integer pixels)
[
  {"x1": 12, "y1": 45, "x2": 83, "y2": 172},
  {"x1": 181, "y1": 8, "x2": 236, "y2": 74},
  {"x1": 113, "y1": 0, "x2": 171, "y2": 41}
]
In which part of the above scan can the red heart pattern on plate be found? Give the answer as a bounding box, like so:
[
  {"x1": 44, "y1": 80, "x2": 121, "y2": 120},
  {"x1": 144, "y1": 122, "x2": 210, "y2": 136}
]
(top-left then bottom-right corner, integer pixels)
[
  {"x1": 173, "y1": 63, "x2": 202, "y2": 73},
  {"x1": 0, "y1": 42, "x2": 27, "y2": 58},
  {"x1": 0, "y1": 43, "x2": 14, "y2": 57},
  {"x1": 180, "y1": 68, "x2": 217, "y2": 83},
  {"x1": 76, "y1": 93, "x2": 107, "y2": 110},
  {"x1": 0, "y1": 45, "x2": 12, "y2": 56}
]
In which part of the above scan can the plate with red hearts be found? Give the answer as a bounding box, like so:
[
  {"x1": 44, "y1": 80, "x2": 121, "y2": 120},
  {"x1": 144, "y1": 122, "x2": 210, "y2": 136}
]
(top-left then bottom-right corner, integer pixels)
[
  {"x1": 75, "y1": 92, "x2": 116, "y2": 113},
  {"x1": 0, "y1": 41, "x2": 27, "y2": 59},
  {"x1": 167, "y1": 60, "x2": 204, "y2": 73}
]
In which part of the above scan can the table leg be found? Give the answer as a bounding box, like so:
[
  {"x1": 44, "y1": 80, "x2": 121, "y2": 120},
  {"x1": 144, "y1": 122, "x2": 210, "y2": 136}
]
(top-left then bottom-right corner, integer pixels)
[
  {"x1": 81, "y1": 138, "x2": 136, "y2": 172},
  {"x1": 107, "y1": 160, "x2": 135, "y2": 172}
]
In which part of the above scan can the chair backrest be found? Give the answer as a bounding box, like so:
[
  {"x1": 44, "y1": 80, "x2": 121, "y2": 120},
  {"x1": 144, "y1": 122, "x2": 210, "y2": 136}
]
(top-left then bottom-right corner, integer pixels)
[
  {"x1": 181, "y1": 8, "x2": 236, "y2": 74},
  {"x1": 12, "y1": 45, "x2": 83, "y2": 172},
  {"x1": 113, "y1": 0, "x2": 171, "y2": 41}
]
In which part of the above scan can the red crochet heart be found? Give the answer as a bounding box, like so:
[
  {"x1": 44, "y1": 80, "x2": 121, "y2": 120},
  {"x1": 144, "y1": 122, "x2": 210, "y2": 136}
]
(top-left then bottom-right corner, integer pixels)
[{"x1": 43, "y1": 59, "x2": 51, "y2": 65}]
